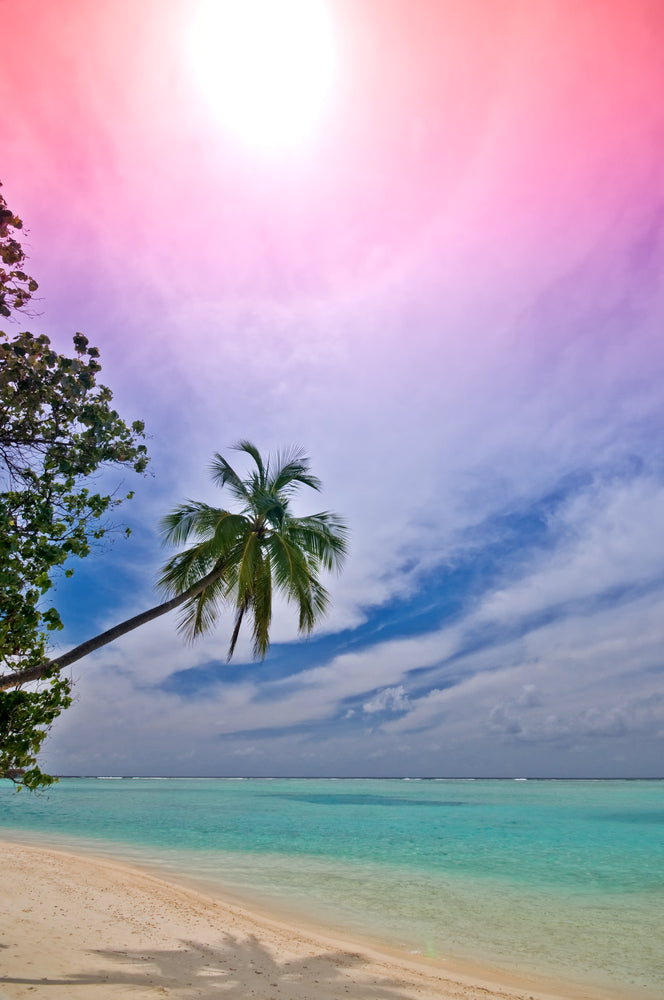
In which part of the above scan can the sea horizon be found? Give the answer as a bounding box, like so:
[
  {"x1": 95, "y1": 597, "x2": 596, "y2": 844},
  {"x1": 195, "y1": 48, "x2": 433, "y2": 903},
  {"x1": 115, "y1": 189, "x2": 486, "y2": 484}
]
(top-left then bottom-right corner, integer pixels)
[{"x1": 45, "y1": 773, "x2": 664, "y2": 780}]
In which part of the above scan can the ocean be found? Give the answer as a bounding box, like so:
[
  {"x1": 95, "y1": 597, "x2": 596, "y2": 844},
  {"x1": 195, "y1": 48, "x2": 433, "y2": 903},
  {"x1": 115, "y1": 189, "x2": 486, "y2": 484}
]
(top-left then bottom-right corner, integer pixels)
[{"x1": 1, "y1": 777, "x2": 662, "y2": 996}]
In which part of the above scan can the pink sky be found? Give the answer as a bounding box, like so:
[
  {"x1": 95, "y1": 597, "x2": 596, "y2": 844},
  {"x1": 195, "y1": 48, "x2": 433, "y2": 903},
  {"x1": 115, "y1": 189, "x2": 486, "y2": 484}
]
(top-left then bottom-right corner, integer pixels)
[{"x1": 6, "y1": 1, "x2": 661, "y2": 300}]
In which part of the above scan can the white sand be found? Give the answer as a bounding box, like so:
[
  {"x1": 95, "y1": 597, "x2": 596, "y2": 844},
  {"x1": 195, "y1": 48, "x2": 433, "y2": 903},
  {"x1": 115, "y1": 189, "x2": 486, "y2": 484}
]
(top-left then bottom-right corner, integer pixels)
[{"x1": 0, "y1": 840, "x2": 614, "y2": 1000}]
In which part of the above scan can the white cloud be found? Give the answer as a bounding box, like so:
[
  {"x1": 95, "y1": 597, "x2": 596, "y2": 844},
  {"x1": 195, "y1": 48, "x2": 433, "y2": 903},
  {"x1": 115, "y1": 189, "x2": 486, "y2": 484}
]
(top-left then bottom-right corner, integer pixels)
[
  {"x1": 363, "y1": 685, "x2": 411, "y2": 715},
  {"x1": 480, "y1": 476, "x2": 664, "y2": 626},
  {"x1": 47, "y1": 469, "x2": 664, "y2": 776}
]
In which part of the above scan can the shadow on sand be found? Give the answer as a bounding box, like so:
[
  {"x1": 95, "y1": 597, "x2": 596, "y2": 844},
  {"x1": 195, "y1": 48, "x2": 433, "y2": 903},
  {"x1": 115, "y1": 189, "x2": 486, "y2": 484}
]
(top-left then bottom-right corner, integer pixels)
[{"x1": 1, "y1": 931, "x2": 427, "y2": 998}]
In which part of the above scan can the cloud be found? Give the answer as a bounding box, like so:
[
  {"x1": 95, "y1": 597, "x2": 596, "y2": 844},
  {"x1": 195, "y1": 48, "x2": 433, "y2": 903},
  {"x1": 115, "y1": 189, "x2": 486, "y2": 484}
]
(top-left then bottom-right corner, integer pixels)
[
  {"x1": 9, "y1": 0, "x2": 664, "y2": 779},
  {"x1": 46, "y1": 462, "x2": 664, "y2": 778},
  {"x1": 479, "y1": 476, "x2": 664, "y2": 627},
  {"x1": 363, "y1": 685, "x2": 411, "y2": 715}
]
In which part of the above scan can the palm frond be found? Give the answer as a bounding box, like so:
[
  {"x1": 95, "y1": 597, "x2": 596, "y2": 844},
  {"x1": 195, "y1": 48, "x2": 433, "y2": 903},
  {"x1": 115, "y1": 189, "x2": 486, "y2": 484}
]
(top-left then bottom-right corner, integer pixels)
[
  {"x1": 251, "y1": 488, "x2": 288, "y2": 528},
  {"x1": 160, "y1": 501, "x2": 224, "y2": 546},
  {"x1": 298, "y1": 577, "x2": 330, "y2": 634},
  {"x1": 209, "y1": 452, "x2": 251, "y2": 506},
  {"x1": 285, "y1": 512, "x2": 349, "y2": 571},
  {"x1": 158, "y1": 545, "x2": 219, "y2": 597},
  {"x1": 237, "y1": 530, "x2": 262, "y2": 604},
  {"x1": 158, "y1": 511, "x2": 249, "y2": 601},
  {"x1": 232, "y1": 440, "x2": 266, "y2": 484},
  {"x1": 266, "y1": 530, "x2": 299, "y2": 594},
  {"x1": 210, "y1": 511, "x2": 251, "y2": 549},
  {"x1": 176, "y1": 571, "x2": 228, "y2": 642},
  {"x1": 227, "y1": 598, "x2": 248, "y2": 661},
  {"x1": 269, "y1": 445, "x2": 322, "y2": 494},
  {"x1": 250, "y1": 553, "x2": 272, "y2": 658},
  {"x1": 268, "y1": 532, "x2": 316, "y2": 627}
]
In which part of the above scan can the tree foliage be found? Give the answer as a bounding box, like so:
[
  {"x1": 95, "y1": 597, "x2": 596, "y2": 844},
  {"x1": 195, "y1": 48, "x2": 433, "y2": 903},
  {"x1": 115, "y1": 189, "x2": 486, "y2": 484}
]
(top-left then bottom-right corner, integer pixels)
[
  {"x1": 0, "y1": 677, "x2": 72, "y2": 790},
  {"x1": 0, "y1": 184, "x2": 148, "y2": 789},
  {"x1": 0, "y1": 183, "x2": 38, "y2": 318},
  {"x1": 160, "y1": 440, "x2": 348, "y2": 659}
]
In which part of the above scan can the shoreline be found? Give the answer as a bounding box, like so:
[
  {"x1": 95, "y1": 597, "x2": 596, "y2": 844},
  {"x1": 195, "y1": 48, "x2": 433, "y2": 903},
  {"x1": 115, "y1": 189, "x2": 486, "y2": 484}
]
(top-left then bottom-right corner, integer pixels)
[{"x1": 0, "y1": 838, "x2": 653, "y2": 1000}]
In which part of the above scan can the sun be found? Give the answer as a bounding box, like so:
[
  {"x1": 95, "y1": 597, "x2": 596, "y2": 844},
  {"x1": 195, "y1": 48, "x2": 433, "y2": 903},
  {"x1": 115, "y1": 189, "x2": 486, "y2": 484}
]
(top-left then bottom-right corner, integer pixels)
[{"x1": 189, "y1": 0, "x2": 337, "y2": 152}]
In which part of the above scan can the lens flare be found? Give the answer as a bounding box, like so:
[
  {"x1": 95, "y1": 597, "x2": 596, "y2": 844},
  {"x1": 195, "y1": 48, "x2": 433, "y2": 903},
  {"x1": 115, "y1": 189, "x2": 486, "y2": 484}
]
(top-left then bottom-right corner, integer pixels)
[{"x1": 190, "y1": 0, "x2": 337, "y2": 152}]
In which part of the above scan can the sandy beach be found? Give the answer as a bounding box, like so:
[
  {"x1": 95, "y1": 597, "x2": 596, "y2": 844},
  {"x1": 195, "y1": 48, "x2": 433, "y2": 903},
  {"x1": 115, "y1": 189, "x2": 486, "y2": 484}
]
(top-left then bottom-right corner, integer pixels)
[{"x1": 0, "y1": 839, "x2": 627, "y2": 1000}]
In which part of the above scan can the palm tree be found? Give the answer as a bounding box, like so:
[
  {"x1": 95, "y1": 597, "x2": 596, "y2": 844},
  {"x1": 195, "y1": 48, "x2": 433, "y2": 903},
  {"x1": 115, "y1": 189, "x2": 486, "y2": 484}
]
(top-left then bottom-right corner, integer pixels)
[
  {"x1": 0, "y1": 442, "x2": 348, "y2": 690},
  {"x1": 159, "y1": 440, "x2": 348, "y2": 658}
]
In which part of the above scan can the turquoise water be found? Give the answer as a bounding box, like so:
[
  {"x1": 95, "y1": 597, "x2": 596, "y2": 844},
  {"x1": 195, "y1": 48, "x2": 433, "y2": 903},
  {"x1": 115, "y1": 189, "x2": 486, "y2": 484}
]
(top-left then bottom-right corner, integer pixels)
[{"x1": 2, "y1": 777, "x2": 663, "y2": 995}]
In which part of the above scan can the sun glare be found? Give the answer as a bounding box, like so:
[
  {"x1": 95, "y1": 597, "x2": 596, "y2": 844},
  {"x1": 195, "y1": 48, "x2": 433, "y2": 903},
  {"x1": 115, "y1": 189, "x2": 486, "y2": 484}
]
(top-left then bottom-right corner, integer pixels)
[{"x1": 190, "y1": 0, "x2": 337, "y2": 152}]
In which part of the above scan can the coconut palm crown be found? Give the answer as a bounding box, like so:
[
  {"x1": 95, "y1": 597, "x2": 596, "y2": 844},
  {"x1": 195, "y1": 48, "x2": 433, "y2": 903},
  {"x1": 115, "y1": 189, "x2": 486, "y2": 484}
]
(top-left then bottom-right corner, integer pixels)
[{"x1": 158, "y1": 441, "x2": 348, "y2": 660}]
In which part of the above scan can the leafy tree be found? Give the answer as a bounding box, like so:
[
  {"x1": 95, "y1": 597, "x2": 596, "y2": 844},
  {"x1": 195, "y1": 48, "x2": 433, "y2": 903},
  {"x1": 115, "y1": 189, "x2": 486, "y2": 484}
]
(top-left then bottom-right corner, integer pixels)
[
  {"x1": 1, "y1": 441, "x2": 348, "y2": 687},
  {"x1": 0, "y1": 185, "x2": 148, "y2": 789},
  {"x1": 0, "y1": 182, "x2": 38, "y2": 318}
]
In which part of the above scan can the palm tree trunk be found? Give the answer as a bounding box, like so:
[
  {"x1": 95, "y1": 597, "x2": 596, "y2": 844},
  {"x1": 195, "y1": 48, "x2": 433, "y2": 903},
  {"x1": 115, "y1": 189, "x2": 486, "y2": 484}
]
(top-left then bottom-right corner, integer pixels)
[{"x1": 0, "y1": 564, "x2": 226, "y2": 692}]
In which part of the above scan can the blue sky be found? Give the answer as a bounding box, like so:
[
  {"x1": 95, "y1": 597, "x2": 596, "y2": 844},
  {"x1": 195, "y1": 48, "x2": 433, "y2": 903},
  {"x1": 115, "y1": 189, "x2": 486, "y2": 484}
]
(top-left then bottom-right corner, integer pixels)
[{"x1": 2, "y1": 0, "x2": 664, "y2": 776}]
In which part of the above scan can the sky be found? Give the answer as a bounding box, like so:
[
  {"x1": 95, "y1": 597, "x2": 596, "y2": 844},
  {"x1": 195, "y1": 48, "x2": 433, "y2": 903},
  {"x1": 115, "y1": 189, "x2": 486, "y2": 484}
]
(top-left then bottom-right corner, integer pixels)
[{"x1": 2, "y1": 0, "x2": 664, "y2": 778}]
